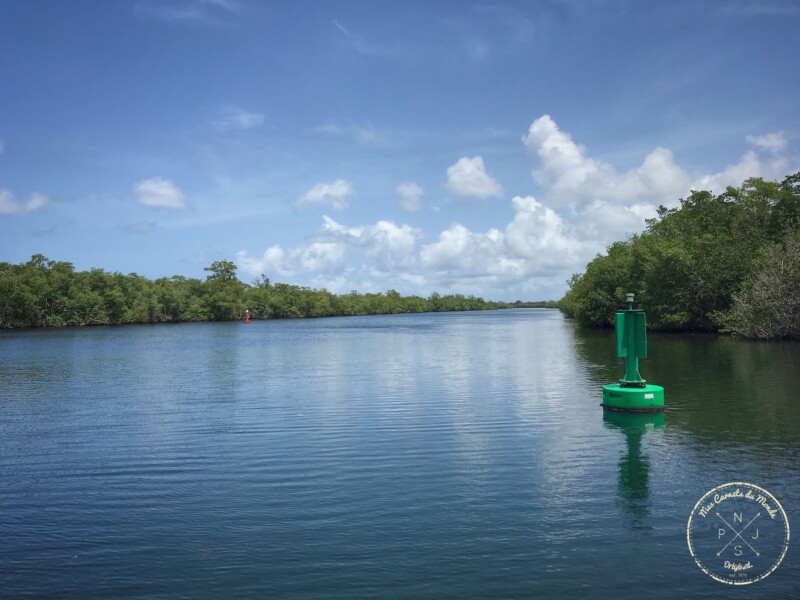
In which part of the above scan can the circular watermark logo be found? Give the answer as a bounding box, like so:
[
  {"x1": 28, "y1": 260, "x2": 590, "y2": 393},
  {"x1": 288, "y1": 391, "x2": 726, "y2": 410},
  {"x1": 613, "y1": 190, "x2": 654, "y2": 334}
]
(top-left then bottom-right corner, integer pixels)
[{"x1": 687, "y1": 482, "x2": 790, "y2": 585}]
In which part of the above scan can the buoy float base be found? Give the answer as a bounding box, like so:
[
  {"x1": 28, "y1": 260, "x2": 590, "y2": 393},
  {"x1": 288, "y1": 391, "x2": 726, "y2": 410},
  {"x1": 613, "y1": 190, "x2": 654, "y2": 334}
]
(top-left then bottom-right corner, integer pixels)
[{"x1": 602, "y1": 383, "x2": 664, "y2": 413}]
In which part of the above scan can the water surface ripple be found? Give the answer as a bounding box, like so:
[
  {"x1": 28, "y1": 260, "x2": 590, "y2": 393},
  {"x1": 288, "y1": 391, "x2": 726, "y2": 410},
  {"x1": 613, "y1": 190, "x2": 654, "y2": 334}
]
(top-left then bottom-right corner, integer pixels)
[{"x1": 1, "y1": 310, "x2": 798, "y2": 598}]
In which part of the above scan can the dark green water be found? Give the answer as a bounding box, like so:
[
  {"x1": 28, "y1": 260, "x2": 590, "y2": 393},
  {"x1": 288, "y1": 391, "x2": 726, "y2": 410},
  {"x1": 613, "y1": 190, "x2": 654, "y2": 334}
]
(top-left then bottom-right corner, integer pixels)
[{"x1": 1, "y1": 310, "x2": 798, "y2": 598}]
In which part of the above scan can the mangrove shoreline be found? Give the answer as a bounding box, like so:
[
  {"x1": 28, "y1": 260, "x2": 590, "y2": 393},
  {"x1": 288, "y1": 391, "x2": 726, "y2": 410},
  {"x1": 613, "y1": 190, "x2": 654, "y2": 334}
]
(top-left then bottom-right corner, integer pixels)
[
  {"x1": 0, "y1": 256, "x2": 557, "y2": 330},
  {"x1": 560, "y1": 172, "x2": 800, "y2": 340}
]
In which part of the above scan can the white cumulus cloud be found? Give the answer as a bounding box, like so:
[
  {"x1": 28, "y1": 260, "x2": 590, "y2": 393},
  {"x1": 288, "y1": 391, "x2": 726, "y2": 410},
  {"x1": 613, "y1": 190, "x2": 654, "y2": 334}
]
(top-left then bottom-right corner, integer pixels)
[
  {"x1": 421, "y1": 195, "x2": 580, "y2": 280},
  {"x1": 517, "y1": 114, "x2": 798, "y2": 259},
  {"x1": 236, "y1": 245, "x2": 290, "y2": 277},
  {"x1": 295, "y1": 179, "x2": 353, "y2": 209},
  {"x1": 692, "y1": 150, "x2": 788, "y2": 194},
  {"x1": 397, "y1": 182, "x2": 424, "y2": 213},
  {"x1": 239, "y1": 115, "x2": 796, "y2": 300},
  {"x1": 421, "y1": 223, "x2": 505, "y2": 272},
  {"x1": 523, "y1": 115, "x2": 693, "y2": 209},
  {"x1": 0, "y1": 189, "x2": 49, "y2": 216},
  {"x1": 236, "y1": 215, "x2": 421, "y2": 292},
  {"x1": 321, "y1": 215, "x2": 419, "y2": 270},
  {"x1": 446, "y1": 156, "x2": 503, "y2": 199},
  {"x1": 505, "y1": 196, "x2": 581, "y2": 264},
  {"x1": 237, "y1": 242, "x2": 347, "y2": 278},
  {"x1": 134, "y1": 177, "x2": 186, "y2": 209}
]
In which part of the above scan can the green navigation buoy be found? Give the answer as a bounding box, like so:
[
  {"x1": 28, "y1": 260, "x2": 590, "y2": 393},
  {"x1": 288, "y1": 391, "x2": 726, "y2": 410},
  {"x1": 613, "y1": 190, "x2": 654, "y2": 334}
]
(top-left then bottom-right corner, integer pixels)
[{"x1": 602, "y1": 293, "x2": 665, "y2": 413}]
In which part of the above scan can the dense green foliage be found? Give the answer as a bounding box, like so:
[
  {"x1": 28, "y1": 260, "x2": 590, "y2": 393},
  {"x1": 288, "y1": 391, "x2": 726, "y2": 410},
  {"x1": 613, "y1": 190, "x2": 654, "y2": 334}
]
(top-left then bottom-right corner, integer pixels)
[
  {"x1": 560, "y1": 173, "x2": 800, "y2": 338},
  {"x1": 0, "y1": 256, "x2": 552, "y2": 328}
]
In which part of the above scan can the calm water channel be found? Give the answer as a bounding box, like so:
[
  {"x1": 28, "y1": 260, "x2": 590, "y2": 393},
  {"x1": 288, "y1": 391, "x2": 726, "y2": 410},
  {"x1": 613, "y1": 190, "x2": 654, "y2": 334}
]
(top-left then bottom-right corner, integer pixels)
[{"x1": 1, "y1": 309, "x2": 798, "y2": 598}]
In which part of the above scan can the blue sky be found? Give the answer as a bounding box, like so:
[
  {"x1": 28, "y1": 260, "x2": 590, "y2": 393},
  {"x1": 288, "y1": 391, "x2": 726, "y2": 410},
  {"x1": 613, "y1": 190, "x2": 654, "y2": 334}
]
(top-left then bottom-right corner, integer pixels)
[{"x1": 1, "y1": 0, "x2": 799, "y2": 300}]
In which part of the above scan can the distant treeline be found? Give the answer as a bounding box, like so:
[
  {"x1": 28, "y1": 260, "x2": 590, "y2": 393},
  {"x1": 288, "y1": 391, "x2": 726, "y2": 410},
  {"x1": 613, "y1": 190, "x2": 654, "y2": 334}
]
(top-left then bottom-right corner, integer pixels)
[
  {"x1": 0, "y1": 256, "x2": 556, "y2": 329},
  {"x1": 560, "y1": 172, "x2": 800, "y2": 339}
]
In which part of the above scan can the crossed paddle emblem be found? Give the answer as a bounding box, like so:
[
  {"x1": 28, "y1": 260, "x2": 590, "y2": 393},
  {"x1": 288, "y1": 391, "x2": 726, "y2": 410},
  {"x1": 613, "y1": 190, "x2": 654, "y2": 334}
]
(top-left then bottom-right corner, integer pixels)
[
  {"x1": 688, "y1": 483, "x2": 789, "y2": 585},
  {"x1": 716, "y1": 511, "x2": 761, "y2": 557}
]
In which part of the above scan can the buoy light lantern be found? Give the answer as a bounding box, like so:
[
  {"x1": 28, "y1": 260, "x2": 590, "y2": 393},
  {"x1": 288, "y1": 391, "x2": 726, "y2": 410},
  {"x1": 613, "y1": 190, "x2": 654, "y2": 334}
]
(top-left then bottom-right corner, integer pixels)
[{"x1": 602, "y1": 293, "x2": 665, "y2": 412}]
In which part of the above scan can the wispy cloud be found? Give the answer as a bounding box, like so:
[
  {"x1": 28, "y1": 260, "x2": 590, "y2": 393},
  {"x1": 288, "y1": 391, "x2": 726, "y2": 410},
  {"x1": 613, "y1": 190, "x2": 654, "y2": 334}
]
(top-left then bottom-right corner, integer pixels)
[
  {"x1": 441, "y1": 4, "x2": 539, "y2": 65},
  {"x1": 0, "y1": 189, "x2": 49, "y2": 216},
  {"x1": 295, "y1": 180, "x2": 353, "y2": 210},
  {"x1": 716, "y1": 1, "x2": 799, "y2": 18},
  {"x1": 136, "y1": 0, "x2": 243, "y2": 26},
  {"x1": 397, "y1": 182, "x2": 424, "y2": 213},
  {"x1": 0, "y1": 139, "x2": 4, "y2": 154},
  {"x1": 134, "y1": 177, "x2": 187, "y2": 209},
  {"x1": 212, "y1": 107, "x2": 265, "y2": 132},
  {"x1": 31, "y1": 221, "x2": 73, "y2": 237},
  {"x1": 309, "y1": 122, "x2": 434, "y2": 150},
  {"x1": 120, "y1": 221, "x2": 160, "y2": 234},
  {"x1": 162, "y1": 206, "x2": 283, "y2": 230},
  {"x1": 310, "y1": 123, "x2": 380, "y2": 145},
  {"x1": 331, "y1": 19, "x2": 404, "y2": 58},
  {"x1": 746, "y1": 131, "x2": 788, "y2": 153}
]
